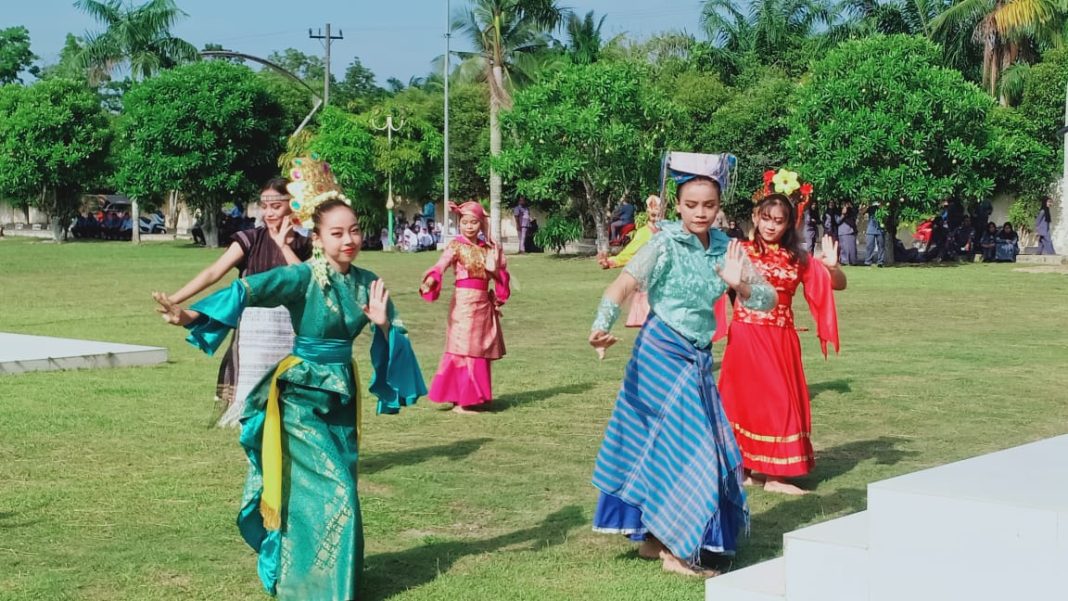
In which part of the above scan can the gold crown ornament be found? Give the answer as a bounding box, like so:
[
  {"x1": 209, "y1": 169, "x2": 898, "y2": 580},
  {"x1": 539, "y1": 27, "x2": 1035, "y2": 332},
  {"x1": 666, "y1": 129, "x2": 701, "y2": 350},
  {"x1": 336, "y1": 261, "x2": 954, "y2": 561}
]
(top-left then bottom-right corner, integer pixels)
[{"x1": 286, "y1": 155, "x2": 350, "y2": 229}]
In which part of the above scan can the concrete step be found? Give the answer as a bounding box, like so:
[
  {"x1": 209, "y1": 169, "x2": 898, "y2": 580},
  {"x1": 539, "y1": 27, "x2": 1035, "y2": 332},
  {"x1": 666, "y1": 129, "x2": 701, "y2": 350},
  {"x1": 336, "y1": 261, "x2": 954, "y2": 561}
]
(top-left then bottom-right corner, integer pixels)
[
  {"x1": 867, "y1": 434, "x2": 1068, "y2": 601},
  {"x1": 784, "y1": 511, "x2": 869, "y2": 601},
  {"x1": 705, "y1": 557, "x2": 785, "y2": 601}
]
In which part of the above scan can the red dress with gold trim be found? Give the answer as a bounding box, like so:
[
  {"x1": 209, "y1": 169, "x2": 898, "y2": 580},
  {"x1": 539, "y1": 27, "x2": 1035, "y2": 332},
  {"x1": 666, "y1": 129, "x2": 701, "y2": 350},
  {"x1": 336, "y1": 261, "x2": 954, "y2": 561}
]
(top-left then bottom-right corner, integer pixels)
[{"x1": 718, "y1": 241, "x2": 839, "y2": 477}]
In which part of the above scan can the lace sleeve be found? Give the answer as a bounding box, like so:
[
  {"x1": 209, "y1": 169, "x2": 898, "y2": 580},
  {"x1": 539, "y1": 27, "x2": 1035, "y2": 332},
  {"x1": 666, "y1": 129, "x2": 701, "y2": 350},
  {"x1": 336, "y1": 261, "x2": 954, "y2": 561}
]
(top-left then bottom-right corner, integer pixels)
[
  {"x1": 622, "y1": 234, "x2": 664, "y2": 291},
  {"x1": 738, "y1": 254, "x2": 777, "y2": 311}
]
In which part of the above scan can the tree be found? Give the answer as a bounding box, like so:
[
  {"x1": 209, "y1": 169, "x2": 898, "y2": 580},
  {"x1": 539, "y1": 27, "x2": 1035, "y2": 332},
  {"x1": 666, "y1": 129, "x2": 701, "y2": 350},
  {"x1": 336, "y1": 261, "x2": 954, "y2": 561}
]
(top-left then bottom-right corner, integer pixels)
[
  {"x1": 38, "y1": 34, "x2": 87, "y2": 81},
  {"x1": 305, "y1": 107, "x2": 380, "y2": 231},
  {"x1": 0, "y1": 26, "x2": 40, "y2": 84},
  {"x1": 74, "y1": 0, "x2": 199, "y2": 83},
  {"x1": 333, "y1": 56, "x2": 385, "y2": 111},
  {"x1": 447, "y1": 83, "x2": 492, "y2": 200},
  {"x1": 786, "y1": 35, "x2": 996, "y2": 263},
  {"x1": 931, "y1": 0, "x2": 1067, "y2": 97},
  {"x1": 1018, "y1": 46, "x2": 1068, "y2": 153},
  {"x1": 267, "y1": 48, "x2": 326, "y2": 82},
  {"x1": 497, "y1": 60, "x2": 679, "y2": 249},
  {"x1": 688, "y1": 71, "x2": 796, "y2": 217},
  {"x1": 701, "y1": 0, "x2": 836, "y2": 79},
  {"x1": 453, "y1": 0, "x2": 565, "y2": 242},
  {"x1": 115, "y1": 61, "x2": 287, "y2": 247},
  {"x1": 564, "y1": 10, "x2": 607, "y2": 64},
  {"x1": 0, "y1": 79, "x2": 112, "y2": 241}
]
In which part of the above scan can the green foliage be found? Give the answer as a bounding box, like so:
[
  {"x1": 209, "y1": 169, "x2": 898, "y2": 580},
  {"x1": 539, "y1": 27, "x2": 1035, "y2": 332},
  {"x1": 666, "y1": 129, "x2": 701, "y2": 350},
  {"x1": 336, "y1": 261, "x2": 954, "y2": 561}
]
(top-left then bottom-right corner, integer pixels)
[
  {"x1": 787, "y1": 34, "x2": 995, "y2": 225},
  {"x1": 533, "y1": 213, "x2": 583, "y2": 253},
  {"x1": 1007, "y1": 196, "x2": 1041, "y2": 232},
  {"x1": 0, "y1": 78, "x2": 112, "y2": 237},
  {"x1": 363, "y1": 87, "x2": 444, "y2": 202},
  {"x1": 497, "y1": 60, "x2": 678, "y2": 246},
  {"x1": 1019, "y1": 47, "x2": 1068, "y2": 154},
  {"x1": 115, "y1": 61, "x2": 286, "y2": 215},
  {"x1": 74, "y1": 0, "x2": 199, "y2": 83},
  {"x1": 448, "y1": 84, "x2": 491, "y2": 199},
  {"x1": 690, "y1": 73, "x2": 795, "y2": 218},
  {"x1": 306, "y1": 106, "x2": 380, "y2": 232},
  {"x1": 38, "y1": 34, "x2": 86, "y2": 81},
  {"x1": 0, "y1": 26, "x2": 40, "y2": 84},
  {"x1": 986, "y1": 106, "x2": 1056, "y2": 202},
  {"x1": 334, "y1": 56, "x2": 386, "y2": 112}
]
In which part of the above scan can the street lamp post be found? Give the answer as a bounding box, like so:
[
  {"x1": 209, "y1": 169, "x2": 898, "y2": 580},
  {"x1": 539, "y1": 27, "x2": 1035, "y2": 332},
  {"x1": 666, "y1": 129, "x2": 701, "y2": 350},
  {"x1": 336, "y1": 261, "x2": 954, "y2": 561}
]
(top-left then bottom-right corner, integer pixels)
[
  {"x1": 373, "y1": 114, "x2": 403, "y2": 250},
  {"x1": 443, "y1": 0, "x2": 451, "y2": 237}
]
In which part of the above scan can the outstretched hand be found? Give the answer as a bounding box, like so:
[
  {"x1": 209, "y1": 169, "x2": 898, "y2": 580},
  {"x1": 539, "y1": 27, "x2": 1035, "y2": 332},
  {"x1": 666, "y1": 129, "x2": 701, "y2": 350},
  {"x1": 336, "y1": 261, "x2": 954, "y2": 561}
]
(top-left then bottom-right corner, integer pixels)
[
  {"x1": 596, "y1": 251, "x2": 614, "y2": 270},
  {"x1": 588, "y1": 330, "x2": 619, "y2": 360},
  {"x1": 363, "y1": 278, "x2": 390, "y2": 329},
  {"x1": 819, "y1": 234, "x2": 839, "y2": 269},
  {"x1": 716, "y1": 239, "x2": 746, "y2": 288},
  {"x1": 152, "y1": 291, "x2": 198, "y2": 326}
]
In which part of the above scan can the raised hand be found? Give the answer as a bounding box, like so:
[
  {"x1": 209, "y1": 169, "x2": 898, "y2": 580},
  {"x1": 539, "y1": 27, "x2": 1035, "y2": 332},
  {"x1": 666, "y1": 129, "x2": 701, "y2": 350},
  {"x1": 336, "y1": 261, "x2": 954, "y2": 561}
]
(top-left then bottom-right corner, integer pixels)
[
  {"x1": 819, "y1": 234, "x2": 839, "y2": 269},
  {"x1": 152, "y1": 291, "x2": 197, "y2": 326},
  {"x1": 588, "y1": 330, "x2": 619, "y2": 360},
  {"x1": 716, "y1": 239, "x2": 746, "y2": 288},
  {"x1": 362, "y1": 278, "x2": 390, "y2": 328},
  {"x1": 270, "y1": 218, "x2": 294, "y2": 248}
]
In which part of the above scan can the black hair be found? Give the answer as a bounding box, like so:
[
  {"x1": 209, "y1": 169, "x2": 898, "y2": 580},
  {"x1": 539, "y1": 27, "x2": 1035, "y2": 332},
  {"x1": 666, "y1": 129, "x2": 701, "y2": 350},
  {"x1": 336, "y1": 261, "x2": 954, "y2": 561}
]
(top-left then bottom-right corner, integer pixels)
[
  {"x1": 261, "y1": 177, "x2": 289, "y2": 196},
  {"x1": 311, "y1": 199, "x2": 357, "y2": 232},
  {"x1": 752, "y1": 193, "x2": 807, "y2": 266}
]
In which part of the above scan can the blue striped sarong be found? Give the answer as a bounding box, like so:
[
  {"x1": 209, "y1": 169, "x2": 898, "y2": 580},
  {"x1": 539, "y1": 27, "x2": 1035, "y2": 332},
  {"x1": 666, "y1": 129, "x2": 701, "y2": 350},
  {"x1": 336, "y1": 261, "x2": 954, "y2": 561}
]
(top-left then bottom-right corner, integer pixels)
[{"x1": 592, "y1": 314, "x2": 748, "y2": 563}]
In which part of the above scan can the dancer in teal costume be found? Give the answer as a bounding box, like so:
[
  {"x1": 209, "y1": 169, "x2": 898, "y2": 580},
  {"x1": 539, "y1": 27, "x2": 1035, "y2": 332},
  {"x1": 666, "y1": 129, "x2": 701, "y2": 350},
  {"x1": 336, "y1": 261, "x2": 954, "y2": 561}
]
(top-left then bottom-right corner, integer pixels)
[{"x1": 155, "y1": 184, "x2": 426, "y2": 600}]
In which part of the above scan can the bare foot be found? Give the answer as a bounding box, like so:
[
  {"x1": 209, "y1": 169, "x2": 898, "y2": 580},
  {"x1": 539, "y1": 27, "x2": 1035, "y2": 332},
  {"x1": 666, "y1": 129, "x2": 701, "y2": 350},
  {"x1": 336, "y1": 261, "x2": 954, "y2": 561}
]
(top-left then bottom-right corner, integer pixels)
[
  {"x1": 660, "y1": 552, "x2": 720, "y2": 578},
  {"x1": 450, "y1": 404, "x2": 480, "y2": 414},
  {"x1": 763, "y1": 478, "x2": 808, "y2": 496},
  {"x1": 638, "y1": 538, "x2": 664, "y2": 560},
  {"x1": 742, "y1": 471, "x2": 766, "y2": 487}
]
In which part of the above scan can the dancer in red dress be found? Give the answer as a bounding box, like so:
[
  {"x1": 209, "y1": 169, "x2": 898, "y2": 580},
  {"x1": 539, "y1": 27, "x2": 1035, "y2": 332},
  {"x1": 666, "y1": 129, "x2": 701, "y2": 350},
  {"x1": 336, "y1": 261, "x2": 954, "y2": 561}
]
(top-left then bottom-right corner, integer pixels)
[{"x1": 718, "y1": 192, "x2": 846, "y2": 495}]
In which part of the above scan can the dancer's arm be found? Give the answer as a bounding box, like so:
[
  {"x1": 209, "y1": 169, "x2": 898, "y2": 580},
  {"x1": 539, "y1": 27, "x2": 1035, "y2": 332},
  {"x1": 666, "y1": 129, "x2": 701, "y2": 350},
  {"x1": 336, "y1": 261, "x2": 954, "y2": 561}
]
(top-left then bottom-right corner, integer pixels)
[
  {"x1": 590, "y1": 236, "x2": 661, "y2": 359},
  {"x1": 420, "y1": 243, "x2": 456, "y2": 301},
  {"x1": 269, "y1": 220, "x2": 303, "y2": 266},
  {"x1": 716, "y1": 240, "x2": 776, "y2": 311},
  {"x1": 168, "y1": 242, "x2": 246, "y2": 304}
]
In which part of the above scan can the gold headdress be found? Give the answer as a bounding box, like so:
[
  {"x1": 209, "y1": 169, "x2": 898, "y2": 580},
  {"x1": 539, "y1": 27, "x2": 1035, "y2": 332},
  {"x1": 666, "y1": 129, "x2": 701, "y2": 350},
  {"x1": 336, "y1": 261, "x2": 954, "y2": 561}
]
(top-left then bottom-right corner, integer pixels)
[{"x1": 286, "y1": 156, "x2": 350, "y2": 229}]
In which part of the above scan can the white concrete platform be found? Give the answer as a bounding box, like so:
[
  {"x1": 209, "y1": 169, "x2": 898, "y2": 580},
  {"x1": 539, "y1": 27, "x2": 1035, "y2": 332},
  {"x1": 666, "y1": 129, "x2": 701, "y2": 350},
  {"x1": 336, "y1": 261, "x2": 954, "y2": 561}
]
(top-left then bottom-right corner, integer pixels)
[
  {"x1": 707, "y1": 435, "x2": 1068, "y2": 601},
  {"x1": 705, "y1": 557, "x2": 784, "y2": 601},
  {"x1": 0, "y1": 332, "x2": 167, "y2": 374}
]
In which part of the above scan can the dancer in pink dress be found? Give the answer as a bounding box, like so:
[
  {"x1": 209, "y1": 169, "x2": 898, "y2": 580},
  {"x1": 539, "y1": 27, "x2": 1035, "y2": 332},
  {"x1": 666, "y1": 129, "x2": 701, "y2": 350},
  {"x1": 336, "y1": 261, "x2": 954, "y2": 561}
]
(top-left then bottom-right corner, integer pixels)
[{"x1": 420, "y1": 201, "x2": 511, "y2": 413}]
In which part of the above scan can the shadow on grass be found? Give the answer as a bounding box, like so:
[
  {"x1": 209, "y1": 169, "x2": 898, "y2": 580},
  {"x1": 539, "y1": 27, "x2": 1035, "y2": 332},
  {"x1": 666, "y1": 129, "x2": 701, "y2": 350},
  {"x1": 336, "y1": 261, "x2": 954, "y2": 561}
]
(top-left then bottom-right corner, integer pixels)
[
  {"x1": 491, "y1": 382, "x2": 595, "y2": 412},
  {"x1": 808, "y1": 378, "x2": 853, "y2": 397},
  {"x1": 360, "y1": 438, "x2": 493, "y2": 476},
  {"x1": 805, "y1": 436, "x2": 919, "y2": 487},
  {"x1": 0, "y1": 508, "x2": 43, "y2": 530},
  {"x1": 723, "y1": 487, "x2": 868, "y2": 569},
  {"x1": 362, "y1": 505, "x2": 585, "y2": 600}
]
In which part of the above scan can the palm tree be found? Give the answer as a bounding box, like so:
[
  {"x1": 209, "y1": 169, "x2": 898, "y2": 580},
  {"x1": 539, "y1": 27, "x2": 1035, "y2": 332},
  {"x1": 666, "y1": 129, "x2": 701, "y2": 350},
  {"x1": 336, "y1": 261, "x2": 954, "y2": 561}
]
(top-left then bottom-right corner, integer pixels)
[
  {"x1": 931, "y1": 0, "x2": 1066, "y2": 97},
  {"x1": 453, "y1": 0, "x2": 564, "y2": 241},
  {"x1": 75, "y1": 0, "x2": 198, "y2": 83},
  {"x1": 565, "y1": 10, "x2": 607, "y2": 64},
  {"x1": 702, "y1": 0, "x2": 836, "y2": 77}
]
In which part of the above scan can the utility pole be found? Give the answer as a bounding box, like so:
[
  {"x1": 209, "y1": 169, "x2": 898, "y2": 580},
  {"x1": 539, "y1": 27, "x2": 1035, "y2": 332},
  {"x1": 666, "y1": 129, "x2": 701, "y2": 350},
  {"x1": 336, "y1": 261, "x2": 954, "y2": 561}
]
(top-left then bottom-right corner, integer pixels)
[
  {"x1": 372, "y1": 115, "x2": 404, "y2": 250},
  {"x1": 309, "y1": 23, "x2": 343, "y2": 106},
  {"x1": 443, "y1": 0, "x2": 451, "y2": 237}
]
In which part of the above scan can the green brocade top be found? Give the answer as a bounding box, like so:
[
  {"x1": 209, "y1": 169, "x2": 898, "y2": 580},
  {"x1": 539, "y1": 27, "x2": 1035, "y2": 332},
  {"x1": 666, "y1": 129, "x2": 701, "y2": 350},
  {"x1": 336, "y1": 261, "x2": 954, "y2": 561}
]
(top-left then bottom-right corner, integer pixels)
[{"x1": 184, "y1": 262, "x2": 427, "y2": 414}]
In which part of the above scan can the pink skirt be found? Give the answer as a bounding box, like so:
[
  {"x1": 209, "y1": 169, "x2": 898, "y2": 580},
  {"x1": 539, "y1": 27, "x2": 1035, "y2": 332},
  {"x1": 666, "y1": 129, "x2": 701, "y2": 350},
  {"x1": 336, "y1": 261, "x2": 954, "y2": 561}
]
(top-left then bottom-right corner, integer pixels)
[
  {"x1": 429, "y1": 353, "x2": 493, "y2": 406},
  {"x1": 625, "y1": 291, "x2": 650, "y2": 328}
]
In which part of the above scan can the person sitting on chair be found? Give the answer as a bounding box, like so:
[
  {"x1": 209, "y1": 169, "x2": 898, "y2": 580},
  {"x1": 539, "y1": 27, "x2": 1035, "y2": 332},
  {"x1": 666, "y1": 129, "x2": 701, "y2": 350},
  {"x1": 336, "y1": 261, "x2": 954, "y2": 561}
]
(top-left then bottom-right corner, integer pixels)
[{"x1": 609, "y1": 198, "x2": 636, "y2": 242}]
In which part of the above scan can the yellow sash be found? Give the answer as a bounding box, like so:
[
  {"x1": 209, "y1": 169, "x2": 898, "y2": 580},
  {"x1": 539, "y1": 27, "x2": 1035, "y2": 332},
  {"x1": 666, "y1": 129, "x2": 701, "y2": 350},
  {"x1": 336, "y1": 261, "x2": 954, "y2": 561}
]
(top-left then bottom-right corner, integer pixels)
[{"x1": 260, "y1": 356, "x2": 362, "y2": 531}]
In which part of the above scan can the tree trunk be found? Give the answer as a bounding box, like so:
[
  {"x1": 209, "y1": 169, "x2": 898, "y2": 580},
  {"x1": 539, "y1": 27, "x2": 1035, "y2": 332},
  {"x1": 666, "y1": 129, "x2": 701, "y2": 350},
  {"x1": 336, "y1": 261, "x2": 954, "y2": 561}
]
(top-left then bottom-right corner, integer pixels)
[
  {"x1": 203, "y1": 204, "x2": 220, "y2": 248},
  {"x1": 131, "y1": 198, "x2": 141, "y2": 245},
  {"x1": 46, "y1": 187, "x2": 65, "y2": 243},
  {"x1": 884, "y1": 203, "x2": 898, "y2": 266},
  {"x1": 586, "y1": 181, "x2": 609, "y2": 252},
  {"x1": 165, "y1": 190, "x2": 180, "y2": 231},
  {"x1": 489, "y1": 65, "x2": 504, "y2": 244}
]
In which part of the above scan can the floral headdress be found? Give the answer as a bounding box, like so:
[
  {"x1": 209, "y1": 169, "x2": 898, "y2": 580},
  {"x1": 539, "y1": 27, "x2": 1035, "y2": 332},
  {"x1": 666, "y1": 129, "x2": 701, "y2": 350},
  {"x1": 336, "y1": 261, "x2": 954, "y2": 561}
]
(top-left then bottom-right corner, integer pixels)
[
  {"x1": 760, "y1": 168, "x2": 814, "y2": 228},
  {"x1": 286, "y1": 156, "x2": 353, "y2": 302}
]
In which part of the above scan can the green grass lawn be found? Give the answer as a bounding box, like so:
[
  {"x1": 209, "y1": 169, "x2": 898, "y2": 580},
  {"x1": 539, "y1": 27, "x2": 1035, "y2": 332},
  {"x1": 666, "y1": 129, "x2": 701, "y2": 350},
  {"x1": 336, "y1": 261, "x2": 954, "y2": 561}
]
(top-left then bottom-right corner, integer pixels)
[{"x1": 1, "y1": 237, "x2": 1066, "y2": 601}]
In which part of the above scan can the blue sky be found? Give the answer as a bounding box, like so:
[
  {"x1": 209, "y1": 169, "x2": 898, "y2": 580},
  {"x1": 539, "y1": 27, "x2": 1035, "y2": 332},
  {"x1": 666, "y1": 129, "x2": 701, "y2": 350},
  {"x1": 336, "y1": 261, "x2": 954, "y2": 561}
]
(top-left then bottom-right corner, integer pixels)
[{"x1": 13, "y1": 1, "x2": 708, "y2": 85}]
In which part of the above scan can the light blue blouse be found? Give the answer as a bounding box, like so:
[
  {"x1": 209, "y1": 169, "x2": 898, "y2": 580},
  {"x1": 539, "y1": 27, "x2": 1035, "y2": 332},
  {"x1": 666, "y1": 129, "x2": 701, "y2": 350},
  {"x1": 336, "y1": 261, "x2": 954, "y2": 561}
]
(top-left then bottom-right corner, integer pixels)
[{"x1": 593, "y1": 222, "x2": 776, "y2": 347}]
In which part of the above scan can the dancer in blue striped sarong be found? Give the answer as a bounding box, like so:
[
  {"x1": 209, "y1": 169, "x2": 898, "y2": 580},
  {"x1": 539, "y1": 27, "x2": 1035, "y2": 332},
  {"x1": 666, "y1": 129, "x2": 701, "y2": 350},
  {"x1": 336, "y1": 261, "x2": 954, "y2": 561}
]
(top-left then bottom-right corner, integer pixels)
[{"x1": 589, "y1": 152, "x2": 777, "y2": 577}]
